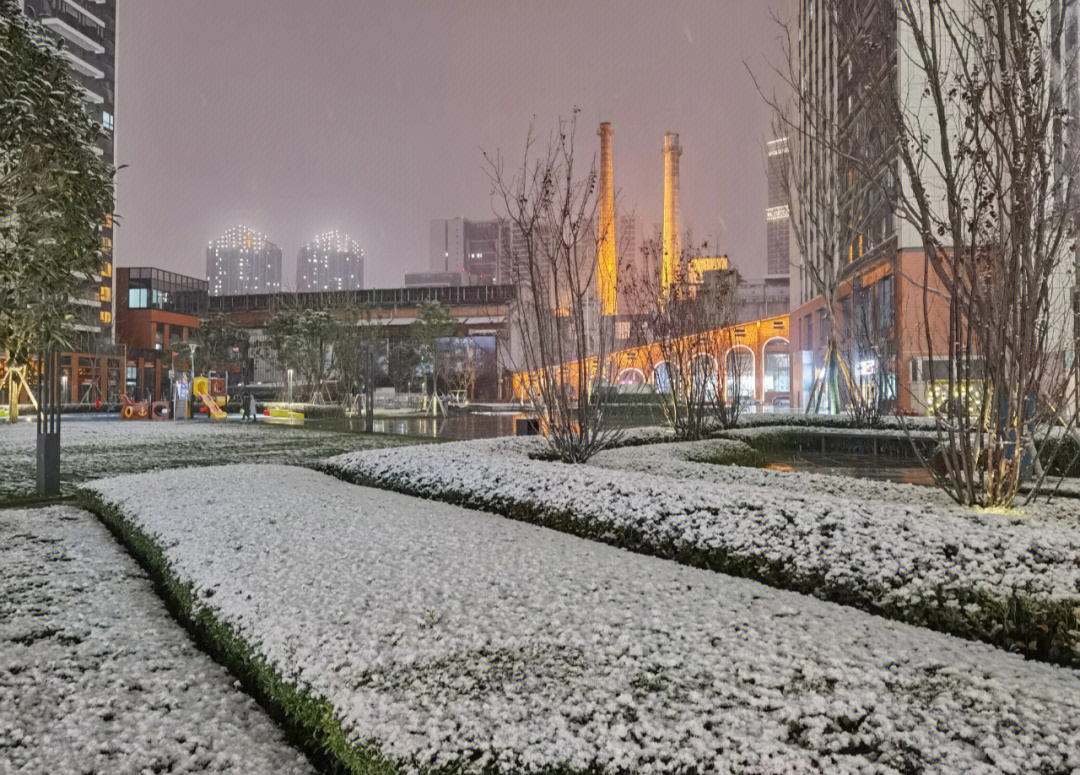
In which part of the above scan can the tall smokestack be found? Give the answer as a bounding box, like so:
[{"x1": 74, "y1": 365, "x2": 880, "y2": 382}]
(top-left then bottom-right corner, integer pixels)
[
  {"x1": 662, "y1": 132, "x2": 683, "y2": 294},
  {"x1": 597, "y1": 122, "x2": 617, "y2": 316}
]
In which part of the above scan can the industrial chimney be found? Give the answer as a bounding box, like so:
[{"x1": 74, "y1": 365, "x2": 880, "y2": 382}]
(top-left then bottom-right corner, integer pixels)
[
  {"x1": 597, "y1": 122, "x2": 617, "y2": 317},
  {"x1": 662, "y1": 132, "x2": 683, "y2": 294}
]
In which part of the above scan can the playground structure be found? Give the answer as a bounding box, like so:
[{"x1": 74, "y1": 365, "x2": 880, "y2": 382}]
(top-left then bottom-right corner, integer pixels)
[
  {"x1": 261, "y1": 406, "x2": 305, "y2": 425},
  {"x1": 120, "y1": 394, "x2": 169, "y2": 420},
  {"x1": 193, "y1": 376, "x2": 227, "y2": 420}
]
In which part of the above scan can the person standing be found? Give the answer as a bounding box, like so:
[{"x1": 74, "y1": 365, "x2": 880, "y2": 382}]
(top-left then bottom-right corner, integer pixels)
[
  {"x1": 248, "y1": 392, "x2": 258, "y2": 423},
  {"x1": 239, "y1": 391, "x2": 249, "y2": 422}
]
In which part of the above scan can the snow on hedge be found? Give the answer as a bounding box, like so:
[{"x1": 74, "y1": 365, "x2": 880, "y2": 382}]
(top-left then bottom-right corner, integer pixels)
[
  {"x1": 0, "y1": 505, "x2": 313, "y2": 774},
  {"x1": 323, "y1": 437, "x2": 1080, "y2": 663},
  {"x1": 80, "y1": 465, "x2": 1080, "y2": 774}
]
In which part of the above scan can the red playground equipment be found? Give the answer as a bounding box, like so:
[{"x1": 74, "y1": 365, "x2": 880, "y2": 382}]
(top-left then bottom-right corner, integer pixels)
[{"x1": 120, "y1": 394, "x2": 169, "y2": 420}]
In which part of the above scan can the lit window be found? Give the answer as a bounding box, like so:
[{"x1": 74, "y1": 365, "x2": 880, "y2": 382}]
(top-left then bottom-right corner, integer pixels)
[
  {"x1": 102, "y1": 111, "x2": 114, "y2": 131},
  {"x1": 100, "y1": 310, "x2": 112, "y2": 324},
  {"x1": 99, "y1": 285, "x2": 111, "y2": 302}
]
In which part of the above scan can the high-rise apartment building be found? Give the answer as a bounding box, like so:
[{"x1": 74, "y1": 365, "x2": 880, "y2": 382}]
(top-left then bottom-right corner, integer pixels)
[
  {"x1": 615, "y1": 213, "x2": 646, "y2": 314},
  {"x1": 206, "y1": 226, "x2": 283, "y2": 297},
  {"x1": 295, "y1": 231, "x2": 364, "y2": 292},
  {"x1": 427, "y1": 218, "x2": 512, "y2": 284},
  {"x1": 790, "y1": 0, "x2": 1079, "y2": 414},
  {"x1": 19, "y1": 0, "x2": 116, "y2": 342},
  {"x1": 765, "y1": 136, "x2": 791, "y2": 279}
]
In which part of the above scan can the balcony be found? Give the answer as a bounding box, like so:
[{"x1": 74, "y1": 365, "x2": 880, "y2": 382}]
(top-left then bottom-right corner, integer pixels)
[
  {"x1": 60, "y1": 48, "x2": 104, "y2": 79},
  {"x1": 40, "y1": 10, "x2": 105, "y2": 55},
  {"x1": 62, "y1": 0, "x2": 106, "y2": 27},
  {"x1": 79, "y1": 84, "x2": 104, "y2": 104}
]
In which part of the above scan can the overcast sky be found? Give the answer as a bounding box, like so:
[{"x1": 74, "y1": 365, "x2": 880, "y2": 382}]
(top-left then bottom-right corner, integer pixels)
[{"x1": 115, "y1": 1, "x2": 785, "y2": 288}]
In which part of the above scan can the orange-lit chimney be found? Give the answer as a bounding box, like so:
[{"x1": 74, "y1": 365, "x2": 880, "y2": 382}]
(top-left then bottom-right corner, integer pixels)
[
  {"x1": 662, "y1": 132, "x2": 683, "y2": 294},
  {"x1": 597, "y1": 122, "x2": 617, "y2": 316}
]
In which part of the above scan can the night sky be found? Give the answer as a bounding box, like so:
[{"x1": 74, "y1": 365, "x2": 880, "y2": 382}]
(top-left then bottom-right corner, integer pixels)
[{"x1": 115, "y1": 1, "x2": 785, "y2": 288}]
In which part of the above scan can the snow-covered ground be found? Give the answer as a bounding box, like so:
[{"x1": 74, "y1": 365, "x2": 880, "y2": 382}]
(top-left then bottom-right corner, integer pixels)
[
  {"x1": 82, "y1": 465, "x2": 1080, "y2": 773},
  {"x1": 0, "y1": 505, "x2": 314, "y2": 774},
  {"x1": 0, "y1": 417, "x2": 422, "y2": 501},
  {"x1": 324, "y1": 437, "x2": 1080, "y2": 662}
]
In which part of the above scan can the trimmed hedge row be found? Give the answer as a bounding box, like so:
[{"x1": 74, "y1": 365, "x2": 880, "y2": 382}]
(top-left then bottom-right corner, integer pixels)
[
  {"x1": 76, "y1": 489, "x2": 402, "y2": 775},
  {"x1": 322, "y1": 439, "x2": 1080, "y2": 667}
]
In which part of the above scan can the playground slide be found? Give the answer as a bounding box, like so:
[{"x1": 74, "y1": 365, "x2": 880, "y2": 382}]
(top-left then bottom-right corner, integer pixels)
[{"x1": 197, "y1": 392, "x2": 227, "y2": 420}]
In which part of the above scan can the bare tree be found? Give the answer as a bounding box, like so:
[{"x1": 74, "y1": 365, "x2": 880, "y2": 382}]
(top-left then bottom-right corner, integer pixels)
[
  {"x1": 625, "y1": 235, "x2": 743, "y2": 439},
  {"x1": 757, "y1": 0, "x2": 1080, "y2": 505},
  {"x1": 867, "y1": 0, "x2": 1080, "y2": 506},
  {"x1": 484, "y1": 111, "x2": 622, "y2": 462},
  {"x1": 438, "y1": 335, "x2": 489, "y2": 402},
  {"x1": 750, "y1": 8, "x2": 895, "y2": 425}
]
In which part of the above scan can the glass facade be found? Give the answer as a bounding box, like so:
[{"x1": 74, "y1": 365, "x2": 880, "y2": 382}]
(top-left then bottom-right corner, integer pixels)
[{"x1": 125, "y1": 267, "x2": 208, "y2": 315}]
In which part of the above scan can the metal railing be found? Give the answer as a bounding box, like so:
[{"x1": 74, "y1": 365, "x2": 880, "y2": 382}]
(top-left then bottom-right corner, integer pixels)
[{"x1": 206, "y1": 284, "x2": 516, "y2": 313}]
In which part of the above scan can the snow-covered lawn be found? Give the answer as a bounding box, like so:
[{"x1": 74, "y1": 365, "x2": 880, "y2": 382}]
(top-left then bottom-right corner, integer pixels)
[
  {"x1": 80, "y1": 465, "x2": 1080, "y2": 774},
  {"x1": 0, "y1": 505, "x2": 314, "y2": 774},
  {"x1": 323, "y1": 437, "x2": 1080, "y2": 664},
  {"x1": 0, "y1": 417, "x2": 424, "y2": 501}
]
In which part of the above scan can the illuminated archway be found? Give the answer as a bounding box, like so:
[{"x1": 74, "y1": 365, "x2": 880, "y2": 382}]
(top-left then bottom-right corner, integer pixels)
[
  {"x1": 690, "y1": 353, "x2": 719, "y2": 401},
  {"x1": 652, "y1": 361, "x2": 673, "y2": 393},
  {"x1": 724, "y1": 345, "x2": 755, "y2": 401},
  {"x1": 616, "y1": 367, "x2": 646, "y2": 386},
  {"x1": 762, "y1": 336, "x2": 791, "y2": 399}
]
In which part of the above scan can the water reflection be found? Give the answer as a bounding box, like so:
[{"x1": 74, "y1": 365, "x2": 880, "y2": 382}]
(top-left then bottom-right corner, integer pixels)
[
  {"x1": 764, "y1": 451, "x2": 934, "y2": 487},
  {"x1": 311, "y1": 412, "x2": 524, "y2": 440}
]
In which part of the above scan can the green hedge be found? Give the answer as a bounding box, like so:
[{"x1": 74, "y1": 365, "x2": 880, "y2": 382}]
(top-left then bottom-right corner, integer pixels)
[
  {"x1": 319, "y1": 450, "x2": 1080, "y2": 668},
  {"x1": 77, "y1": 489, "x2": 402, "y2": 775}
]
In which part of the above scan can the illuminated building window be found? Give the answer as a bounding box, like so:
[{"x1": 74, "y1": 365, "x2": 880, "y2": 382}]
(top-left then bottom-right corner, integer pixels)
[
  {"x1": 100, "y1": 310, "x2": 112, "y2": 324},
  {"x1": 100, "y1": 285, "x2": 111, "y2": 302},
  {"x1": 101, "y1": 261, "x2": 112, "y2": 277}
]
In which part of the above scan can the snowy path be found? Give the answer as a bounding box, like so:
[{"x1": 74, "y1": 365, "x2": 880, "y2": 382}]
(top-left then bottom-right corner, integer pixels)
[
  {"x1": 83, "y1": 465, "x2": 1080, "y2": 774},
  {"x1": 0, "y1": 505, "x2": 315, "y2": 775}
]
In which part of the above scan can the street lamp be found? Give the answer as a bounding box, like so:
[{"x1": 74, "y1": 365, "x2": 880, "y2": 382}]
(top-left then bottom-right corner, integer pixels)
[
  {"x1": 187, "y1": 341, "x2": 198, "y2": 419},
  {"x1": 287, "y1": 368, "x2": 294, "y2": 403}
]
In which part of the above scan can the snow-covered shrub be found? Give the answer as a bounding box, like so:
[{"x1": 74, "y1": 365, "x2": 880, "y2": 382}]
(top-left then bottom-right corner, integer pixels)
[
  {"x1": 323, "y1": 437, "x2": 1080, "y2": 665},
  {"x1": 79, "y1": 466, "x2": 1080, "y2": 774}
]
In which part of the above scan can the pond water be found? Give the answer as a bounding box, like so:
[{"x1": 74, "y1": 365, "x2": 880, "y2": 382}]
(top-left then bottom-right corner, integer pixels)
[
  {"x1": 310, "y1": 412, "x2": 524, "y2": 440},
  {"x1": 763, "y1": 450, "x2": 935, "y2": 487},
  {"x1": 311, "y1": 408, "x2": 668, "y2": 441}
]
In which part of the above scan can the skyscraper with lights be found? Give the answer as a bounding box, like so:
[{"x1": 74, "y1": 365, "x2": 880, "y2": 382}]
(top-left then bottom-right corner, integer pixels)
[
  {"x1": 206, "y1": 226, "x2": 283, "y2": 297},
  {"x1": 295, "y1": 231, "x2": 364, "y2": 292}
]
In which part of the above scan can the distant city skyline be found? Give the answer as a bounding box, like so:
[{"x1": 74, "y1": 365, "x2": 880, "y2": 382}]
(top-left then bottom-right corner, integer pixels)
[{"x1": 115, "y1": 1, "x2": 785, "y2": 288}]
